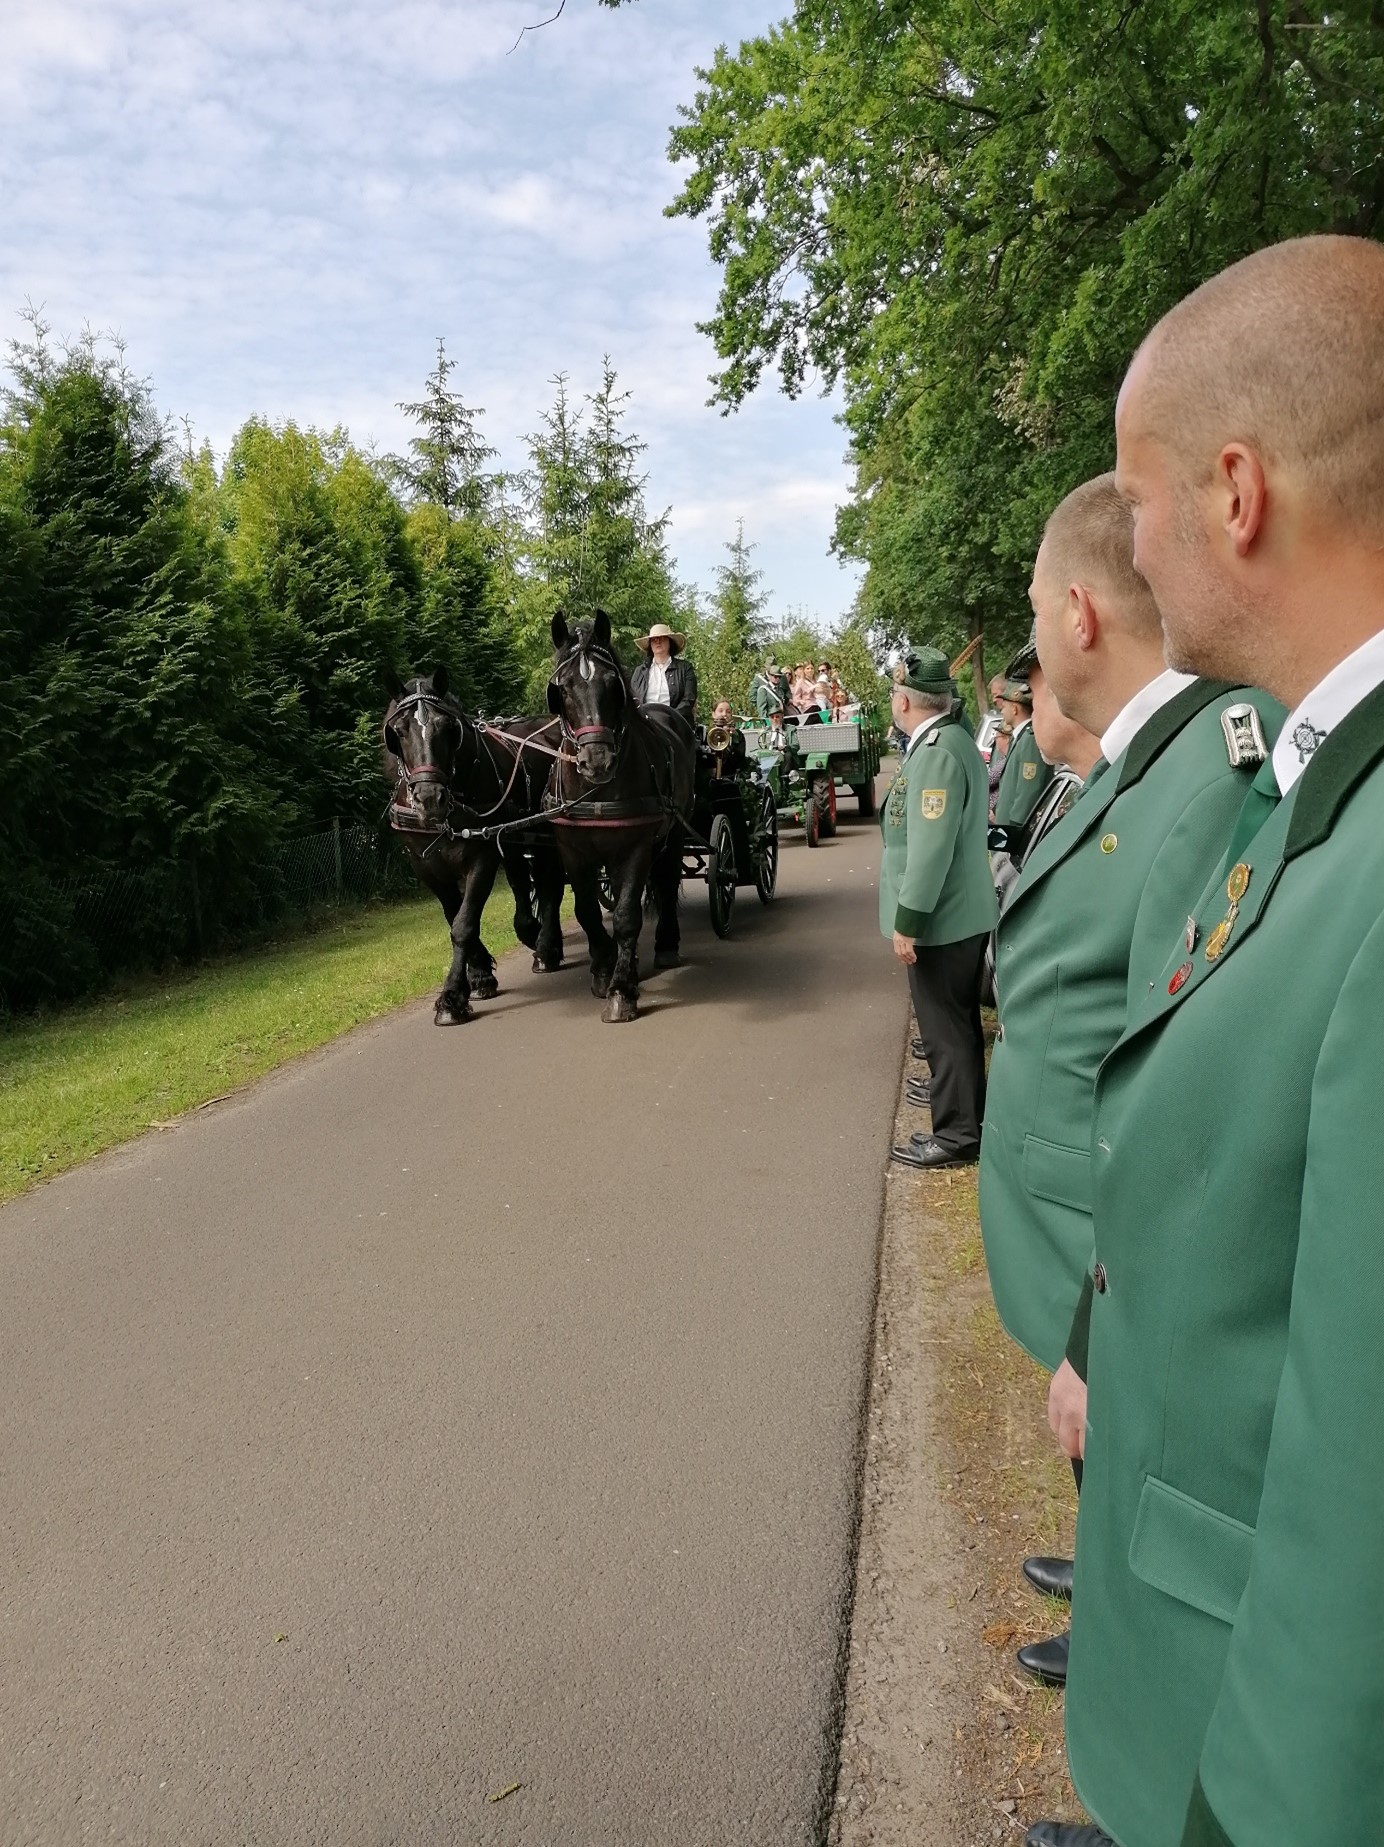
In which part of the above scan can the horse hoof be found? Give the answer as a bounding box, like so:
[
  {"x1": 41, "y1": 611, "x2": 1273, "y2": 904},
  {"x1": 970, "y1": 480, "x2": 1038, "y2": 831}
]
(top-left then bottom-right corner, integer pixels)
[
  {"x1": 470, "y1": 976, "x2": 500, "y2": 1001},
  {"x1": 592, "y1": 972, "x2": 613, "y2": 999},
  {"x1": 653, "y1": 948, "x2": 681, "y2": 970},
  {"x1": 434, "y1": 998, "x2": 474, "y2": 1026},
  {"x1": 602, "y1": 993, "x2": 638, "y2": 1023},
  {"x1": 535, "y1": 955, "x2": 564, "y2": 974}
]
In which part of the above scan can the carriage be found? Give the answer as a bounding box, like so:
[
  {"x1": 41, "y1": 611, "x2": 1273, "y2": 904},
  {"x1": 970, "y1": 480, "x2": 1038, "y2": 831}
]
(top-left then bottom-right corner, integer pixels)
[{"x1": 682, "y1": 732, "x2": 779, "y2": 936}]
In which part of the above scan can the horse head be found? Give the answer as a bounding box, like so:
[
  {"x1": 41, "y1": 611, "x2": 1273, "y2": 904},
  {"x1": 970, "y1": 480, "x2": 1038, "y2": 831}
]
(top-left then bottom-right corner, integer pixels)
[
  {"x1": 549, "y1": 609, "x2": 626, "y2": 781},
  {"x1": 384, "y1": 664, "x2": 468, "y2": 830}
]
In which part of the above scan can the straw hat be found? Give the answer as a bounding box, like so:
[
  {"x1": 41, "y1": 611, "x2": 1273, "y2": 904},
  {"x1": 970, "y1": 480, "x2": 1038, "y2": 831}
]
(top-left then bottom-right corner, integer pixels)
[{"x1": 636, "y1": 623, "x2": 686, "y2": 655}]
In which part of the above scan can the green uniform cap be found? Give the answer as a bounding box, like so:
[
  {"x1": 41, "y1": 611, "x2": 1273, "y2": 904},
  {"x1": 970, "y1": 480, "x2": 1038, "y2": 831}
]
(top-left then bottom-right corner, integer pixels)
[
  {"x1": 892, "y1": 646, "x2": 953, "y2": 698},
  {"x1": 1000, "y1": 626, "x2": 1038, "y2": 702}
]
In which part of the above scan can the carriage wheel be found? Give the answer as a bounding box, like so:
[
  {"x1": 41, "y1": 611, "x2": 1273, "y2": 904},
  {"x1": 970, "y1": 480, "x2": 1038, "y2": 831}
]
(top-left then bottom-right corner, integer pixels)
[
  {"x1": 803, "y1": 794, "x2": 820, "y2": 848},
  {"x1": 708, "y1": 813, "x2": 737, "y2": 937},
  {"x1": 815, "y1": 776, "x2": 838, "y2": 838},
  {"x1": 754, "y1": 788, "x2": 779, "y2": 905},
  {"x1": 599, "y1": 872, "x2": 615, "y2": 912},
  {"x1": 853, "y1": 779, "x2": 877, "y2": 818}
]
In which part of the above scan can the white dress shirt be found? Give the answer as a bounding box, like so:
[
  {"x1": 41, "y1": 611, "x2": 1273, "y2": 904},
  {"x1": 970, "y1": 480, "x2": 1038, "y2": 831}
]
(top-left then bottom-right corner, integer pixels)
[
  {"x1": 1099, "y1": 668, "x2": 1197, "y2": 764},
  {"x1": 904, "y1": 708, "x2": 949, "y2": 755},
  {"x1": 1272, "y1": 626, "x2": 1384, "y2": 795},
  {"x1": 645, "y1": 656, "x2": 671, "y2": 705}
]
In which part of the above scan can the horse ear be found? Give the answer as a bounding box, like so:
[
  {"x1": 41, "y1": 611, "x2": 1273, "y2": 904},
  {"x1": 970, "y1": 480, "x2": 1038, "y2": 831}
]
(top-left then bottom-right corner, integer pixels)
[
  {"x1": 431, "y1": 663, "x2": 450, "y2": 698},
  {"x1": 592, "y1": 608, "x2": 612, "y2": 647},
  {"x1": 551, "y1": 609, "x2": 570, "y2": 649}
]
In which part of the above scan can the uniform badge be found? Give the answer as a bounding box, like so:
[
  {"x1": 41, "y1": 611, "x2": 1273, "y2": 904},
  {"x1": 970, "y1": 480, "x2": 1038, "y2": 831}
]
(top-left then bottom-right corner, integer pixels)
[
  {"x1": 886, "y1": 775, "x2": 909, "y2": 825},
  {"x1": 1292, "y1": 719, "x2": 1326, "y2": 763},
  {"x1": 1022, "y1": 761, "x2": 1038, "y2": 780},
  {"x1": 920, "y1": 789, "x2": 947, "y2": 820},
  {"x1": 1100, "y1": 833, "x2": 1118, "y2": 854},
  {"x1": 1168, "y1": 961, "x2": 1194, "y2": 995},
  {"x1": 1184, "y1": 916, "x2": 1198, "y2": 954},
  {"x1": 1204, "y1": 864, "x2": 1250, "y2": 962},
  {"x1": 1220, "y1": 703, "x2": 1269, "y2": 768}
]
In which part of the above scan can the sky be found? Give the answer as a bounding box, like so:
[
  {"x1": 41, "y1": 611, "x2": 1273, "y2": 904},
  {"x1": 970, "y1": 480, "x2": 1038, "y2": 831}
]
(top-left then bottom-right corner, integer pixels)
[{"x1": 0, "y1": 0, "x2": 864, "y2": 627}]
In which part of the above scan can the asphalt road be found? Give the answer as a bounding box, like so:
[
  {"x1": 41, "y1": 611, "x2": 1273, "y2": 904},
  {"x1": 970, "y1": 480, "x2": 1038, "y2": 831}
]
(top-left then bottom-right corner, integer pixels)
[{"x1": 1, "y1": 805, "x2": 903, "y2": 1847}]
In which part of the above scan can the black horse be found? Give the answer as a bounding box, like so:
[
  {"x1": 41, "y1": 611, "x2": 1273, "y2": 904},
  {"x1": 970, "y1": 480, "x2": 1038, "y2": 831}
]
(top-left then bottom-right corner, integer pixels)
[
  {"x1": 384, "y1": 667, "x2": 566, "y2": 1025},
  {"x1": 545, "y1": 611, "x2": 695, "y2": 1022}
]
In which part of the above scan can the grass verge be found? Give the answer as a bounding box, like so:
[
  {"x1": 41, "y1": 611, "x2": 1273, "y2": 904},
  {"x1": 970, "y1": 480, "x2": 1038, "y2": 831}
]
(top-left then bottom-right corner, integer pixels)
[
  {"x1": 920, "y1": 1155, "x2": 1085, "y2": 1831},
  {"x1": 0, "y1": 892, "x2": 516, "y2": 1205}
]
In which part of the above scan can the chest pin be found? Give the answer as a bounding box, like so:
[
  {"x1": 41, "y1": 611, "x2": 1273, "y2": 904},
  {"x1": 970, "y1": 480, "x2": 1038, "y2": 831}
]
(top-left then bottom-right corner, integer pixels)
[
  {"x1": 1205, "y1": 862, "x2": 1252, "y2": 962},
  {"x1": 1184, "y1": 916, "x2": 1199, "y2": 955},
  {"x1": 1169, "y1": 961, "x2": 1194, "y2": 995},
  {"x1": 1100, "y1": 833, "x2": 1118, "y2": 854}
]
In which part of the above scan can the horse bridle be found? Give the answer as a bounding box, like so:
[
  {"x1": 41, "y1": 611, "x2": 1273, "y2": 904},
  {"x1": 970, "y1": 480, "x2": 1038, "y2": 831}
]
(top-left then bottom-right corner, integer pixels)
[
  {"x1": 547, "y1": 643, "x2": 628, "y2": 752},
  {"x1": 386, "y1": 690, "x2": 473, "y2": 827}
]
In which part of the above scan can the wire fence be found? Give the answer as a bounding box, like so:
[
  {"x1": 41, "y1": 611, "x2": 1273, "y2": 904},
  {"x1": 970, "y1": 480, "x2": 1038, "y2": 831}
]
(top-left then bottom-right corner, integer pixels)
[{"x1": 0, "y1": 821, "x2": 419, "y2": 1015}]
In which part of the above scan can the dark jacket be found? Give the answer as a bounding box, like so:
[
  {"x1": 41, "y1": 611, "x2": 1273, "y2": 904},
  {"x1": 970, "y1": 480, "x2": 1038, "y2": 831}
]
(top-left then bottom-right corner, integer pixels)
[{"x1": 631, "y1": 654, "x2": 698, "y2": 721}]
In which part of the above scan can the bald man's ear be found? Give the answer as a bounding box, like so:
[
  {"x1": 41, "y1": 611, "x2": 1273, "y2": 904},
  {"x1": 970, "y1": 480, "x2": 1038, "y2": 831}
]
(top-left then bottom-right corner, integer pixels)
[
  {"x1": 1218, "y1": 444, "x2": 1268, "y2": 557},
  {"x1": 1071, "y1": 581, "x2": 1100, "y2": 652}
]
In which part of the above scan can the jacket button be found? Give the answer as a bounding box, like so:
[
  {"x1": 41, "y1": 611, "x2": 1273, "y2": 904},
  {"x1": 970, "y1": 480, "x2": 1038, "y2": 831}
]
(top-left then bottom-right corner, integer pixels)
[{"x1": 1093, "y1": 1262, "x2": 1108, "y2": 1295}]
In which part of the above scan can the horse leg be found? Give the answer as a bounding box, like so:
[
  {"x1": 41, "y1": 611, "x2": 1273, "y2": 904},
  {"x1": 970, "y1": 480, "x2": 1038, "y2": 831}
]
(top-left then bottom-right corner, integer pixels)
[
  {"x1": 603, "y1": 849, "x2": 654, "y2": 1023},
  {"x1": 571, "y1": 870, "x2": 615, "y2": 997},
  {"x1": 533, "y1": 848, "x2": 566, "y2": 973},
  {"x1": 652, "y1": 825, "x2": 683, "y2": 969},
  {"x1": 434, "y1": 878, "x2": 474, "y2": 1025},
  {"x1": 462, "y1": 851, "x2": 502, "y2": 1001}
]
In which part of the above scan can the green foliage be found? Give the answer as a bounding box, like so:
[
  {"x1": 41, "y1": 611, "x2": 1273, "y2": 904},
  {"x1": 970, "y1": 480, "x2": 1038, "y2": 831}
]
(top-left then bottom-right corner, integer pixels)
[
  {"x1": 667, "y1": 0, "x2": 1384, "y2": 663},
  {"x1": 0, "y1": 326, "x2": 727, "y2": 1007},
  {"x1": 689, "y1": 519, "x2": 769, "y2": 709}
]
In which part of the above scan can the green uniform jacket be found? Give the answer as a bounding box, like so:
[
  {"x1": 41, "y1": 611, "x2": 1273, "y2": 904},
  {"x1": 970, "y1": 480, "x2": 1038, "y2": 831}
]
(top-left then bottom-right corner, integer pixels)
[
  {"x1": 752, "y1": 670, "x2": 789, "y2": 719},
  {"x1": 978, "y1": 683, "x2": 1284, "y2": 1371},
  {"x1": 1067, "y1": 681, "x2": 1384, "y2": 1847},
  {"x1": 878, "y1": 716, "x2": 998, "y2": 945},
  {"x1": 993, "y1": 720, "x2": 1054, "y2": 828}
]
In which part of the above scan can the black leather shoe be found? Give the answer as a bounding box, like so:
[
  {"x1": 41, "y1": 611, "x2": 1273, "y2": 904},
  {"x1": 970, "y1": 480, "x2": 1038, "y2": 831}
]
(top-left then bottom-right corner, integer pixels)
[
  {"x1": 1023, "y1": 1555, "x2": 1073, "y2": 1601},
  {"x1": 911, "y1": 1037, "x2": 928, "y2": 1061},
  {"x1": 906, "y1": 1078, "x2": 931, "y2": 1107},
  {"x1": 890, "y1": 1135, "x2": 979, "y2": 1170},
  {"x1": 1016, "y1": 1630, "x2": 1069, "y2": 1686},
  {"x1": 1024, "y1": 1824, "x2": 1115, "y2": 1846}
]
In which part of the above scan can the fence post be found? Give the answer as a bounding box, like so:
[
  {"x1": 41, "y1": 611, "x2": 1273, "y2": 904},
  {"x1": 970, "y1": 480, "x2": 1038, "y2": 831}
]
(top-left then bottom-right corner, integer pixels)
[
  {"x1": 188, "y1": 860, "x2": 204, "y2": 957},
  {"x1": 332, "y1": 817, "x2": 343, "y2": 902}
]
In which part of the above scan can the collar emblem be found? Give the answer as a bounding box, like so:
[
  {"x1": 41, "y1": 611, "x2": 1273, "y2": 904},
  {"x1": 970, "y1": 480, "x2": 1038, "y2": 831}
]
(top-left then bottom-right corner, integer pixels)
[{"x1": 1292, "y1": 719, "x2": 1326, "y2": 763}]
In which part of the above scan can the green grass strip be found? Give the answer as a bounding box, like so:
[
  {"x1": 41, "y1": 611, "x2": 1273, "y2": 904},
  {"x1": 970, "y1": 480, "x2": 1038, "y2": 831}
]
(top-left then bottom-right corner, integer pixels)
[{"x1": 0, "y1": 892, "x2": 513, "y2": 1205}]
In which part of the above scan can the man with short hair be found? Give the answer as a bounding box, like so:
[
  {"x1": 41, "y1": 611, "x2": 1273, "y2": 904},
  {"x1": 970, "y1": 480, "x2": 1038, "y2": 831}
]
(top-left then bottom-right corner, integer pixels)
[
  {"x1": 1060, "y1": 235, "x2": 1384, "y2": 1847},
  {"x1": 992, "y1": 671, "x2": 1054, "y2": 850},
  {"x1": 880, "y1": 649, "x2": 997, "y2": 1169},
  {"x1": 977, "y1": 475, "x2": 1281, "y2": 1767}
]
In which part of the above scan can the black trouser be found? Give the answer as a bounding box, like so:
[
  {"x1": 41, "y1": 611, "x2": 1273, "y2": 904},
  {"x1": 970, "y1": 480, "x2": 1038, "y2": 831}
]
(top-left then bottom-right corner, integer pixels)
[{"x1": 906, "y1": 933, "x2": 988, "y2": 1155}]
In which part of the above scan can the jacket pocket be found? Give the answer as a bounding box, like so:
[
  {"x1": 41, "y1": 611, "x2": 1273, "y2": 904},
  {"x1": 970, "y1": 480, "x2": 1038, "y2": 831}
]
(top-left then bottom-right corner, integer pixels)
[
  {"x1": 1022, "y1": 1134, "x2": 1092, "y2": 1214},
  {"x1": 1128, "y1": 1475, "x2": 1255, "y2": 1625}
]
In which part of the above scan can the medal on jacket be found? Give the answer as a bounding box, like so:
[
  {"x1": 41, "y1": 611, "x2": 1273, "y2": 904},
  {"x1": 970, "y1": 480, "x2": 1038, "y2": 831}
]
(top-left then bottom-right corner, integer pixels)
[
  {"x1": 1205, "y1": 862, "x2": 1251, "y2": 961},
  {"x1": 1184, "y1": 916, "x2": 1198, "y2": 954}
]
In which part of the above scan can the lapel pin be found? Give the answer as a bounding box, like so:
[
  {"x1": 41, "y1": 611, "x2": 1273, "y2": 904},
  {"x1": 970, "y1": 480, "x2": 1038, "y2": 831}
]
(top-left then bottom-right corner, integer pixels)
[
  {"x1": 1185, "y1": 916, "x2": 1199, "y2": 954},
  {"x1": 1169, "y1": 961, "x2": 1194, "y2": 995}
]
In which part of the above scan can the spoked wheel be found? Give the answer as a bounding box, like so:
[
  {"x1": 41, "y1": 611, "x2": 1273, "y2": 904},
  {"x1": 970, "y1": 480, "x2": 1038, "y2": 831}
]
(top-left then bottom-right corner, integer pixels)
[
  {"x1": 815, "y1": 776, "x2": 838, "y2": 838},
  {"x1": 707, "y1": 812, "x2": 737, "y2": 937},
  {"x1": 803, "y1": 794, "x2": 820, "y2": 848},
  {"x1": 599, "y1": 872, "x2": 615, "y2": 912},
  {"x1": 754, "y1": 787, "x2": 779, "y2": 904}
]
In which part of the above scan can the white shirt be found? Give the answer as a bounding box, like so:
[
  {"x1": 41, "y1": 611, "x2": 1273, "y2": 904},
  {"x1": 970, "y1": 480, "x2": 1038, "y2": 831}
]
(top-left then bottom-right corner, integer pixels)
[
  {"x1": 1099, "y1": 668, "x2": 1197, "y2": 764},
  {"x1": 904, "y1": 709, "x2": 949, "y2": 755},
  {"x1": 1272, "y1": 626, "x2": 1384, "y2": 795},
  {"x1": 645, "y1": 656, "x2": 671, "y2": 705}
]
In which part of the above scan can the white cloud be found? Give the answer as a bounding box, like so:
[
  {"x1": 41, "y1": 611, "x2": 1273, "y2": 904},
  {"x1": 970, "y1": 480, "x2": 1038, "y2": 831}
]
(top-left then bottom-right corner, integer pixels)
[{"x1": 0, "y1": 0, "x2": 863, "y2": 617}]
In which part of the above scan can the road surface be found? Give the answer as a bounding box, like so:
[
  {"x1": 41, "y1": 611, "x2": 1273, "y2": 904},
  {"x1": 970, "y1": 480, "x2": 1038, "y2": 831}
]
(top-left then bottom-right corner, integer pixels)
[{"x1": 1, "y1": 807, "x2": 903, "y2": 1847}]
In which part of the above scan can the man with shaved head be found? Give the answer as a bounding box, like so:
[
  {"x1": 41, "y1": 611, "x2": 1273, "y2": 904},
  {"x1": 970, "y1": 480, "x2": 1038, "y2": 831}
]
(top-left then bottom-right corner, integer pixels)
[
  {"x1": 1060, "y1": 235, "x2": 1384, "y2": 1847},
  {"x1": 977, "y1": 475, "x2": 1281, "y2": 1743}
]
